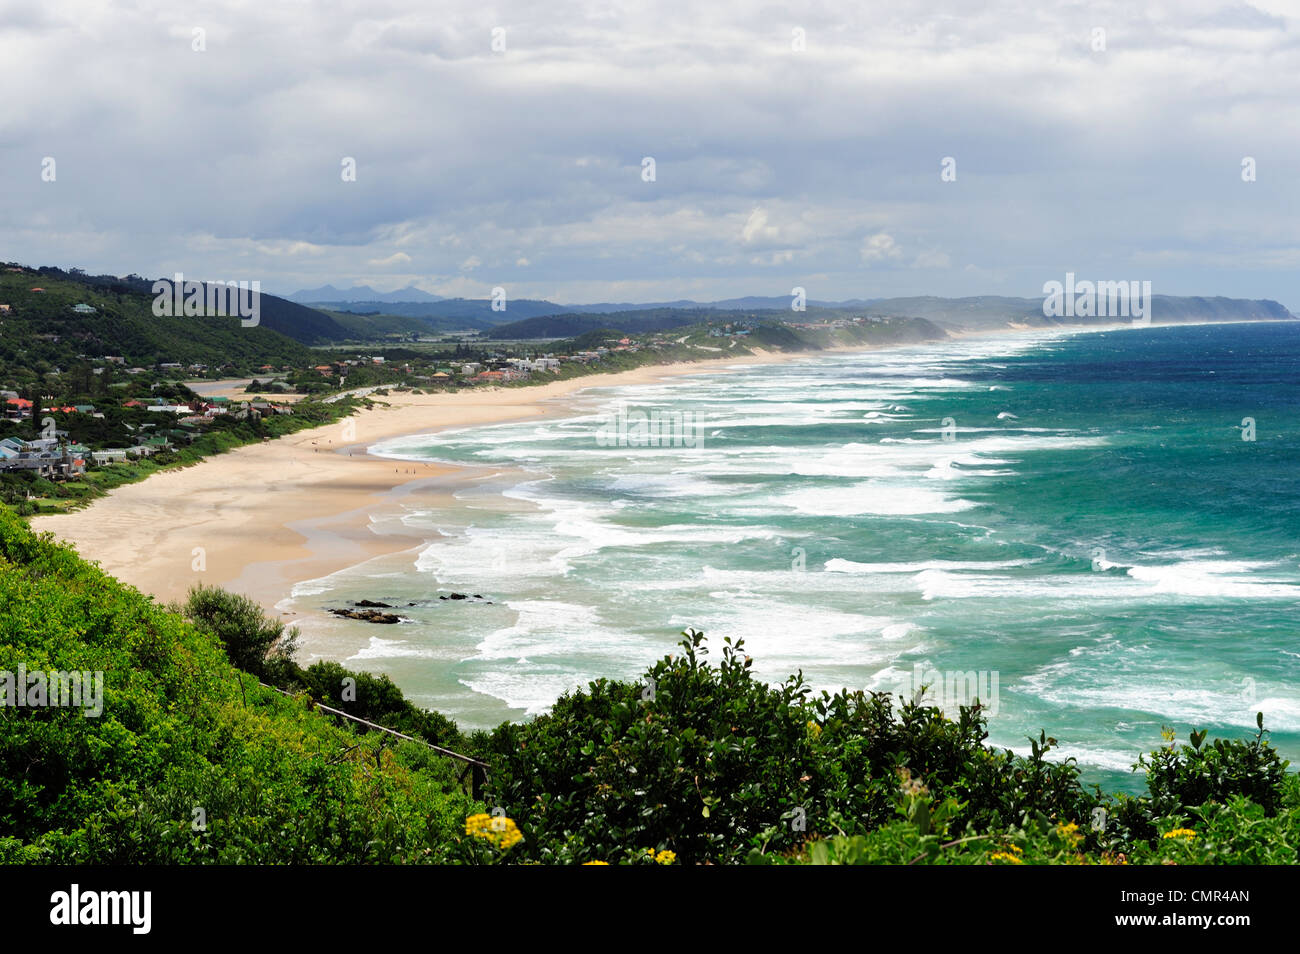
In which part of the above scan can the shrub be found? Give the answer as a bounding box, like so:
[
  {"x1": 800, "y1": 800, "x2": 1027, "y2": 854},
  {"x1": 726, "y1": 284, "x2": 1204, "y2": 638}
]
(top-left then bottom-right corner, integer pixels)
[
  {"x1": 183, "y1": 588, "x2": 472, "y2": 753},
  {"x1": 485, "y1": 630, "x2": 1101, "y2": 864},
  {"x1": 1139, "y1": 716, "x2": 1290, "y2": 818},
  {"x1": 182, "y1": 584, "x2": 298, "y2": 677},
  {"x1": 0, "y1": 511, "x2": 476, "y2": 863},
  {"x1": 790, "y1": 731, "x2": 1300, "y2": 866},
  {"x1": 486, "y1": 630, "x2": 822, "y2": 864},
  {"x1": 285, "y1": 659, "x2": 467, "y2": 750}
]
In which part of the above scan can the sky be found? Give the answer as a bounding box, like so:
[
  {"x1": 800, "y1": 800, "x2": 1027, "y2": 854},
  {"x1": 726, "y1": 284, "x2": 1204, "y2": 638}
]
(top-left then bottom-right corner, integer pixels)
[{"x1": 3, "y1": 0, "x2": 1300, "y2": 309}]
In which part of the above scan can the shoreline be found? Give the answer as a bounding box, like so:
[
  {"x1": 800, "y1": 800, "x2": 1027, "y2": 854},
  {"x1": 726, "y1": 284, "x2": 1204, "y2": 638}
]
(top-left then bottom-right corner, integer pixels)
[
  {"x1": 28, "y1": 318, "x2": 1268, "y2": 618},
  {"x1": 28, "y1": 345, "x2": 833, "y2": 613}
]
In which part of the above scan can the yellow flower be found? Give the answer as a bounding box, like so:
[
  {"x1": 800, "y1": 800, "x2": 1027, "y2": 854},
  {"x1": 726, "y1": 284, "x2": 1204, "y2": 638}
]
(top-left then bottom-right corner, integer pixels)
[
  {"x1": 807, "y1": 721, "x2": 822, "y2": 737},
  {"x1": 1056, "y1": 821, "x2": 1083, "y2": 845},
  {"x1": 583, "y1": 860, "x2": 610, "y2": 865},
  {"x1": 464, "y1": 813, "x2": 523, "y2": 850},
  {"x1": 990, "y1": 851, "x2": 1023, "y2": 865},
  {"x1": 1162, "y1": 828, "x2": 1196, "y2": 840},
  {"x1": 655, "y1": 850, "x2": 676, "y2": 865}
]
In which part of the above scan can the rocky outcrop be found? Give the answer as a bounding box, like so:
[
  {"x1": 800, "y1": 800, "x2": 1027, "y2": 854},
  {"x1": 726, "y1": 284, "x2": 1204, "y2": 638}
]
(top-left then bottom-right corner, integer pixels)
[{"x1": 329, "y1": 607, "x2": 402, "y2": 624}]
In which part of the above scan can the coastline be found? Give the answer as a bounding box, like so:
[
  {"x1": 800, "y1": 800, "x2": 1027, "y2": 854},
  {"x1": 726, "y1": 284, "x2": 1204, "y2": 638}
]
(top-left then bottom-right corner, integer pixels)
[
  {"x1": 28, "y1": 345, "x2": 820, "y2": 613},
  {"x1": 27, "y1": 318, "x2": 1253, "y2": 618}
]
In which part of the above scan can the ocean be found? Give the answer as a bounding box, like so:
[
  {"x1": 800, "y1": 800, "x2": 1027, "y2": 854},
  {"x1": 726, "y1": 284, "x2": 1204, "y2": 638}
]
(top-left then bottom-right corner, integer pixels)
[{"x1": 287, "y1": 321, "x2": 1300, "y2": 793}]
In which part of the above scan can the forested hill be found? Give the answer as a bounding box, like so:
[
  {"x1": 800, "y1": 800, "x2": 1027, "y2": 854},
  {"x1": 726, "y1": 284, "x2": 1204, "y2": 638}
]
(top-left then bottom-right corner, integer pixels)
[
  {"x1": 484, "y1": 296, "x2": 1294, "y2": 340},
  {"x1": 486, "y1": 308, "x2": 721, "y2": 339},
  {"x1": 0, "y1": 264, "x2": 350, "y2": 362}
]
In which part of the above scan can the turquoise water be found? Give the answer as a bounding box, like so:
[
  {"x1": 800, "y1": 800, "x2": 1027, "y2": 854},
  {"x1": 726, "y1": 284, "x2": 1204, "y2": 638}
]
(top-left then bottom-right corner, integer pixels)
[{"x1": 290, "y1": 323, "x2": 1300, "y2": 792}]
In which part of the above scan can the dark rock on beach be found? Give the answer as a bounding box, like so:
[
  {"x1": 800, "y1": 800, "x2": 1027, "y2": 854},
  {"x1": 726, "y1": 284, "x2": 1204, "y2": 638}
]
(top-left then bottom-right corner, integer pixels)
[{"x1": 329, "y1": 607, "x2": 402, "y2": 624}]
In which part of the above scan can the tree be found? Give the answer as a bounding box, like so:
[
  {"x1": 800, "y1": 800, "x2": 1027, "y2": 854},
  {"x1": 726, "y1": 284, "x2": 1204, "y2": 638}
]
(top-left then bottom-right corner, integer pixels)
[
  {"x1": 25, "y1": 389, "x2": 42, "y2": 440},
  {"x1": 68, "y1": 361, "x2": 94, "y2": 398},
  {"x1": 183, "y1": 584, "x2": 298, "y2": 677}
]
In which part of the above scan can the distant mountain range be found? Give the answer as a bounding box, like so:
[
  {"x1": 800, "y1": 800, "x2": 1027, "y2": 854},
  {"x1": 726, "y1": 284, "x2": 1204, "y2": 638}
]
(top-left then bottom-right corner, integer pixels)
[
  {"x1": 287, "y1": 286, "x2": 872, "y2": 310},
  {"x1": 288, "y1": 289, "x2": 1294, "y2": 336},
  {"x1": 291, "y1": 292, "x2": 878, "y2": 324},
  {"x1": 8, "y1": 265, "x2": 1294, "y2": 358},
  {"x1": 485, "y1": 309, "x2": 724, "y2": 340},
  {"x1": 286, "y1": 284, "x2": 445, "y2": 305},
  {"x1": 562, "y1": 295, "x2": 879, "y2": 313},
  {"x1": 482, "y1": 295, "x2": 1296, "y2": 340}
]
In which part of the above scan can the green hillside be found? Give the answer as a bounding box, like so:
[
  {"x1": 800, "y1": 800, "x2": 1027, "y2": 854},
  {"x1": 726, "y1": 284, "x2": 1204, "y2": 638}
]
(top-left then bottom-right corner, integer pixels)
[
  {"x1": 0, "y1": 510, "x2": 478, "y2": 863},
  {"x1": 321, "y1": 309, "x2": 490, "y2": 340},
  {"x1": 0, "y1": 265, "x2": 349, "y2": 368},
  {"x1": 486, "y1": 308, "x2": 717, "y2": 340},
  {"x1": 317, "y1": 297, "x2": 567, "y2": 324}
]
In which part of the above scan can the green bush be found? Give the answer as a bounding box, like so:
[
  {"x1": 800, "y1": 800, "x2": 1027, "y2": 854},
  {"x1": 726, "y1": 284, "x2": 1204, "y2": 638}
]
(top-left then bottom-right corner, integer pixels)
[
  {"x1": 178, "y1": 586, "x2": 474, "y2": 755},
  {"x1": 485, "y1": 630, "x2": 1101, "y2": 864},
  {"x1": 485, "y1": 630, "x2": 820, "y2": 864},
  {"x1": 0, "y1": 511, "x2": 476, "y2": 863},
  {"x1": 787, "y1": 782, "x2": 1300, "y2": 866},
  {"x1": 786, "y1": 731, "x2": 1300, "y2": 866},
  {"x1": 485, "y1": 629, "x2": 1295, "y2": 865},
  {"x1": 279, "y1": 659, "x2": 468, "y2": 751},
  {"x1": 1140, "y1": 716, "x2": 1289, "y2": 818},
  {"x1": 183, "y1": 584, "x2": 298, "y2": 678}
]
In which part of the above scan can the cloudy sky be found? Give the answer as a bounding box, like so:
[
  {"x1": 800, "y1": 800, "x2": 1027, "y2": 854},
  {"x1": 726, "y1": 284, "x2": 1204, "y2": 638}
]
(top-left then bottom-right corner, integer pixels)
[{"x1": 3, "y1": 0, "x2": 1299, "y2": 308}]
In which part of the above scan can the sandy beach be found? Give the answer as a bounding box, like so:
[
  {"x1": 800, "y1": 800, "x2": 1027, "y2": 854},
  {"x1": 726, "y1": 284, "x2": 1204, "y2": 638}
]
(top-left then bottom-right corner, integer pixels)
[
  {"x1": 29, "y1": 323, "x2": 1156, "y2": 618},
  {"x1": 29, "y1": 348, "x2": 805, "y2": 613}
]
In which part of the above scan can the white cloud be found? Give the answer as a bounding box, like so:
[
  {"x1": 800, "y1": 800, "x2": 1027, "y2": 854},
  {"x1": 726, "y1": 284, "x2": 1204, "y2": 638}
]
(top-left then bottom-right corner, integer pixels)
[
  {"x1": 367, "y1": 252, "x2": 413, "y2": 266},
  {"x1": 860, "y1": 232, "x2": 903, "y2": 263},
  {"x1": 741, "y1": 208, "x2": 778, "y2": 244}
]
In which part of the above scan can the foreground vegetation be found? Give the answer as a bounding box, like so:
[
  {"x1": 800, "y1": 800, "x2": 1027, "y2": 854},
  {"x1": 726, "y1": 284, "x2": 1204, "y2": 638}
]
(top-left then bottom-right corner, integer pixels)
[
  {"x1": 0, "y1": 511, "x2": 479, "y2": 863},
  {"x1": 0, "y1": 511, "x2": 1294, "y2": 864},
  {"x1": 487, "y1": 631, "x2": 1296, "y2": 865}
]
